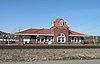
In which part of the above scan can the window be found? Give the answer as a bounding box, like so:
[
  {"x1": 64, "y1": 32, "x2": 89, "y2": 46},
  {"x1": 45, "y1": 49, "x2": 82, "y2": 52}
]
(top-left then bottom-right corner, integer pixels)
[
  {"x1": 37, "y1": 38, "x2": 40, "y2": 42},
  {"x1": 47, "y1": 37, "x2": 52, "y2": 42},
  {"x1": 58, "y1": 37, "x2": 60, "y2": 42},
  {"x1": 25, "y1": 41, "x2": 27, "y2": 44},
  {"x1": 48, "y1": 38, "x2": 51, "y2": 41},
  {"x1": 57, "y1": 33, "x2": 66, "y2": 43},
  {"x1": 62, "y1": 37, "x2": 64, "y2": 42},
  {"x1": 59, "y1": 20, "x2": 64, "y2": 26},
  {"x1": 37, "y1": 37, "x2": 45, "y2": 43},
  {"x1": 41, "y1": 38, "x2": 44, "y2": 42},
  {"x1": 74, "y1": 37, "x2": 80, "y2": 43}
]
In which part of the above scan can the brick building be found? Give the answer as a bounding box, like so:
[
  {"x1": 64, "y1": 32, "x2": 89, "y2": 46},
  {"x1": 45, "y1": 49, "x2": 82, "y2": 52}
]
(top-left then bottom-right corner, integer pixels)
[{"x1": 16, "y1": 18, "x2": 86, "y2": 44}]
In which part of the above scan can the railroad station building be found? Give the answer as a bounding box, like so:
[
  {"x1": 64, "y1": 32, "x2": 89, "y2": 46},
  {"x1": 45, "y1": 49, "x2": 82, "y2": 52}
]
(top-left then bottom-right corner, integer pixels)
[{"x1": 16, "y1": 18, "x2": 86, "y2": 44}]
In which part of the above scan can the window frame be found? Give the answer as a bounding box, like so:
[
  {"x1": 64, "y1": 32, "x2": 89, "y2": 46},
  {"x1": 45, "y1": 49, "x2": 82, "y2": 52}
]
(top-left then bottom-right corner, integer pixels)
[
  {"x1": 59, "y1": 20, "x2": 64, "y2": 26},
  {"x1": 47, "y1": 37, "x2": 52, "y2": 42},
  {"x1": 37, "y1": 36, "x2": 45, "y2": 43},
  {"x1": 57, "y1": 33, "x2": 66, "y2": 43}
]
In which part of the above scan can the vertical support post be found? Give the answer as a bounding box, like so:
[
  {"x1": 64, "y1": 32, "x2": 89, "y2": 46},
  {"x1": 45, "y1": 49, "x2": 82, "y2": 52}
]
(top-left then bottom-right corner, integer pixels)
[{"x1": 93, "y1": 36, "x2": 95, "y2": 45}]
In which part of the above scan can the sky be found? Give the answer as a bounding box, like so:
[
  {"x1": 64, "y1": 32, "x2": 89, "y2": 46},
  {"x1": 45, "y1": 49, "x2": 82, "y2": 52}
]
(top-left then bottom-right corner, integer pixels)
[{"x1": 0, "y1": 0, "x2": 100, "y2": 36}]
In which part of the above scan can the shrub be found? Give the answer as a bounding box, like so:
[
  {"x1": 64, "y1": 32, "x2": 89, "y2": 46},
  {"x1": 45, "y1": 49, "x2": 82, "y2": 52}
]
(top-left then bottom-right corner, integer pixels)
[
  {"x1": 83, "y1": 40, "x2": 94, "y2": 44},
  {"x1": 96, "y1": 40, "x2": 100, "y2": 44}
]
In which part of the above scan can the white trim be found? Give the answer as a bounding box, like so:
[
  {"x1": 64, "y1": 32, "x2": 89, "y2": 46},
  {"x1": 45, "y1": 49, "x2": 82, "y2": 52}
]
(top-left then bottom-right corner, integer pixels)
[
  {"x1": 24, "y1": 39, "x2": 30, "y2": 44},
  {"x1": 57, "y1": 33, "x2": 66, "y2": 43},
  {"x1": 59, "y1": 20, "x2": 64, "y2": 26},
  {"x1": 69, "y1": 35, "x2": 85, "y2": 37},
  {"x1": 57, "y1": 37, "x2": 66, "y2": 43},
  {"x1": 16, "y1": 34, "x2": 86, "y2": 37},
  {"x1": 15, "y1": 34, "x2": 54, "y2": 36},
  {"x1": 47, "y1": 37, "x2": 52, "y2": 44}
]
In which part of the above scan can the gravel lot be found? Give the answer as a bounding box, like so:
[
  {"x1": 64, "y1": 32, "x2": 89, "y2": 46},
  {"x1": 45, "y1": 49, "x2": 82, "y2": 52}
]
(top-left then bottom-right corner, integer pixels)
[
  {"x1": 1, "y1": 60, "x2": 100, "y2": 64},
  {"x1": 0, "y1": 49, "x2": 100, "y2": 62}
]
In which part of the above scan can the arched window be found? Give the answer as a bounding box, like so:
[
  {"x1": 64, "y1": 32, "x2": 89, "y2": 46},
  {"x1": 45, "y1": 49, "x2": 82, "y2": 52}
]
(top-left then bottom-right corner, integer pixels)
[
  {"x1": 57, "y1": 33, "x2": 66, "y2": 43},
  {"x1": 59, "y1": 20, "x2": 64, "y2": 26}
]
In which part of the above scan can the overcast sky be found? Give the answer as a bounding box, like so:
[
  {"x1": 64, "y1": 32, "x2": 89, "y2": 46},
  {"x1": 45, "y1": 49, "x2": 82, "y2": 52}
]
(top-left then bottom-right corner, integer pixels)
[{"x1": 0, "y1": 0, "x2": 100, "y2": 36}]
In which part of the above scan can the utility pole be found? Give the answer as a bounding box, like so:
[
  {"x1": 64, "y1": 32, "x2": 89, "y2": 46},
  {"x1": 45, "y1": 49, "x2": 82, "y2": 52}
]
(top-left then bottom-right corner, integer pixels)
[
  {"x1": 93, "y1": 35, "x2": 95, "y2": 45},
  {"x1": 7, "y1": 34, "x2": 10, "y2": 45}
]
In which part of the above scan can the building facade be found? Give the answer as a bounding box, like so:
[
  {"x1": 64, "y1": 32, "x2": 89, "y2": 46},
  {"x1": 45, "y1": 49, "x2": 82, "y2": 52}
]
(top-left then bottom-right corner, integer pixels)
[
  {"x1": 16, "y1": 18, "x2": 86, "y2": 44},
  {"x1": 0, "y1": 31, "x2": 17, "y2": 44}
]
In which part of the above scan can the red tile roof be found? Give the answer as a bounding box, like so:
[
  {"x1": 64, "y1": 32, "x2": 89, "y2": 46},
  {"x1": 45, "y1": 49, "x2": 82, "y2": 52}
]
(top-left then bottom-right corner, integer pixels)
[
  {"x1": 16, "y1": 28, "x2": 53, "y2": 34},
  {"x1": 16, "y1": 28, "x2": 85, "y2": 36},
  {"x1": 69, "y1": 30, "x2": 85, "y2": 35}
]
